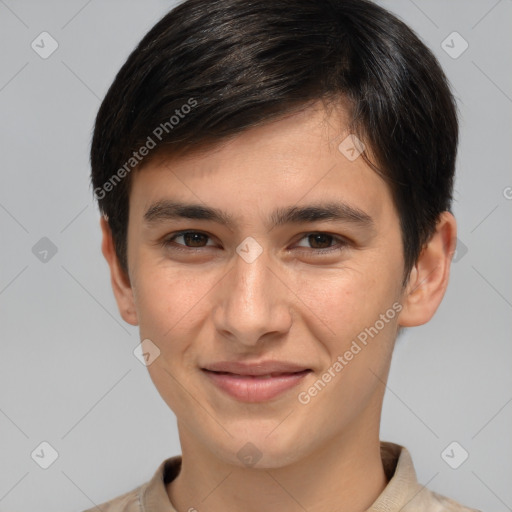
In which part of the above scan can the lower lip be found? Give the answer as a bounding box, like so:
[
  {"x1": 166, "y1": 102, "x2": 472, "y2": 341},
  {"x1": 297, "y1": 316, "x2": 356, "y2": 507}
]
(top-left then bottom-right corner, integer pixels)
[{"x1": 202, "y1": 369, "x2": 311, "y2": 402}]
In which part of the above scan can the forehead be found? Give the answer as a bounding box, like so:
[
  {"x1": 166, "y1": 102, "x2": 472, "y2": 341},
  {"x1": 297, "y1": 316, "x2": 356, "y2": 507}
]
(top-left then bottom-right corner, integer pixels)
[{"x1": 128, "y1": 103, "x2": 395, "y2": 228}]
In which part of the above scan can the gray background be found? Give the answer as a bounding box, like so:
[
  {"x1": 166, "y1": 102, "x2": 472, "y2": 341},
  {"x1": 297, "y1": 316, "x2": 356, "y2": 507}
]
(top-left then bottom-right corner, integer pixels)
[{"x1": 0, "y1": 1, "x2": 510, "y2": 511}]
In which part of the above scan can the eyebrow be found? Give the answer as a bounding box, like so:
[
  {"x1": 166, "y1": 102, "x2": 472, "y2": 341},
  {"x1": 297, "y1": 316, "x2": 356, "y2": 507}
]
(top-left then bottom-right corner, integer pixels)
[{"x1": 143, "y1": 200, "x2": 374, "y2": 231}]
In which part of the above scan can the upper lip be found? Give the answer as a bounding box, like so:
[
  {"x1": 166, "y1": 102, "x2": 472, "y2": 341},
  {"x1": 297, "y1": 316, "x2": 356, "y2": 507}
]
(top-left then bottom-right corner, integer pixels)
[{"x1": 201, "y1": 360, "x2": 311, "y2": 376}]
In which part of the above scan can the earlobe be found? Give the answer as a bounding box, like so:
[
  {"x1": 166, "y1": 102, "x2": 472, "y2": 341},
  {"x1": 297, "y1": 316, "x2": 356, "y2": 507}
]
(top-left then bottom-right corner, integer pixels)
[
  {"x1": 398, "y1": 211, "x2": 457, "y2": 327},
  {"x1": 100, "y1": 216, "x2": 139, "y2": 326}
]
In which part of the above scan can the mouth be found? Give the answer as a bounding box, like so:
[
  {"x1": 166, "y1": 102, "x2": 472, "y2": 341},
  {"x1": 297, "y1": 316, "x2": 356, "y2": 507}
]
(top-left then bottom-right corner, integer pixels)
[
  {"x1": 201, "y1": 368, "x2": 312, "y2": 402},
  {"x1": 203, "y1": 369, "x2": 311, "y2": 378}
]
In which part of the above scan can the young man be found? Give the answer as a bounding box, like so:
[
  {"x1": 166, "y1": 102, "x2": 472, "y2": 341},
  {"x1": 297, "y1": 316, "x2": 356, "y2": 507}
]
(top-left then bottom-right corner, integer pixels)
[{"x1": 88, "y1": 0, "x2": 479, "y2": 510}]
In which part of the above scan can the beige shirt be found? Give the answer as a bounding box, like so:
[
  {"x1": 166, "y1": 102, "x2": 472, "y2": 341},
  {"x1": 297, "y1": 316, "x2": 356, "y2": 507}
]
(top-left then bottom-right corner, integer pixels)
[{"x1": 83, "y1": 442, "x2": 480, "y2": 512}]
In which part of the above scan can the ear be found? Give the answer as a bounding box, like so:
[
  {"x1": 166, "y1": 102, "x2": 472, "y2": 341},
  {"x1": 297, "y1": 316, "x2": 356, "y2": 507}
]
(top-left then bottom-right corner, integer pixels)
[
  {"x1": 100, "y1": 216, "x2": 139, "y2": 326},
  {"x1": 398, "y1": 211, "x2": 457, "y2": 327}
]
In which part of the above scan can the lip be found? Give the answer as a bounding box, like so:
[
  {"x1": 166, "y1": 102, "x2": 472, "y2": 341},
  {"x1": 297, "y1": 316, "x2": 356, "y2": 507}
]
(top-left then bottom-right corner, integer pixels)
[
  {"x1": 202, "y1": 360, "x2": 311, "y2": 376},
  {"x1": 201, "y1": 360, "x2": 312, "y2": 403}
]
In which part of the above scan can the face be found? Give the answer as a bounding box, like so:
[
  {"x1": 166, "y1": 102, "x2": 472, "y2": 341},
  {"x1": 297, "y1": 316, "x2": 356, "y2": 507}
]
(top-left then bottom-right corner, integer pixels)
[{"x1": 121, "y1": 103, "x2": 410, "y2": 467}]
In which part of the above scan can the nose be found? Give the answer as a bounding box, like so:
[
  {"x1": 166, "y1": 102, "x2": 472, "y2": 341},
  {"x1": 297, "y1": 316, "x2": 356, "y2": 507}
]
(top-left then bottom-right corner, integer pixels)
[{"x1": 212, "y1": 247, "x2": 293, "y2": 347}]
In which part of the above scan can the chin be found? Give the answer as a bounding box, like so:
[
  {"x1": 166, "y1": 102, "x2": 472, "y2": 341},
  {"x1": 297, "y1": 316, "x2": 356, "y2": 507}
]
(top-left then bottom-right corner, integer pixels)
[{"x1": 207, "y1": 426, "x2": 308, "y2": 469}]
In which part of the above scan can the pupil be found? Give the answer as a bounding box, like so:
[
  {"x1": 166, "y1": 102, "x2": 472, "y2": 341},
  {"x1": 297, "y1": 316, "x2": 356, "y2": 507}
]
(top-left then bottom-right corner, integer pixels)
[
  {"x1": 184, "y1": 232, "x2": 206, "y2": 247},
  {"x1": 309, "y1": 234, "x2": 331, "y2": 249}
]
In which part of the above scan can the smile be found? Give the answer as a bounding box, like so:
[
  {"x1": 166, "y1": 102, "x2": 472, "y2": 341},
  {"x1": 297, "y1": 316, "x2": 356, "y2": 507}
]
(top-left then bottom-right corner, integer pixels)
[{"x1": 201, "y1": 369, "x2": 312, "y2": 402}]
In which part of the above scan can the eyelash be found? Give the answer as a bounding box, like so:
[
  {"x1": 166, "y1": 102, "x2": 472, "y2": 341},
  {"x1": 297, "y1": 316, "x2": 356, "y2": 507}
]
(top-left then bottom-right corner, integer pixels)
[{"x1": 160, "y1": 230, "x2": 350, "y2": 255}]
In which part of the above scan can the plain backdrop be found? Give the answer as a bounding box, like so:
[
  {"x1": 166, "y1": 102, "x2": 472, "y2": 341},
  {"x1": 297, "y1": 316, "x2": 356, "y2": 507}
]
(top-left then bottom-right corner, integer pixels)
[{"x1": 0, "y1": 1, "x2": 510, "y2": 511}]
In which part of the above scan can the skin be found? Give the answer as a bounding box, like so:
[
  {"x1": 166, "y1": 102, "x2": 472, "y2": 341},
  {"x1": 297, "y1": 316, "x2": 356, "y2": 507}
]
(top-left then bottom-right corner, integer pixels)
[{"x1": 100, "y1": 101, "x2": 457, "y2": 512}]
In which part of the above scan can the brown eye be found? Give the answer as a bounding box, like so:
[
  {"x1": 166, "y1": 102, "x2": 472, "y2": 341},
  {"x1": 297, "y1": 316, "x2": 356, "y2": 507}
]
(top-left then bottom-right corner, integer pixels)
[
  {"x1": 163, "y1": 231, "x2": 215, "y2": 249},
  {"x1": 306, "y1": 233, "x2": 335, "y2": 249},
  {"x1": 181, "y1": 232, "x2": 209, "y2": 247},
  {"x1": 294, "y1": 232, "x2": 348, "y2": 253}
]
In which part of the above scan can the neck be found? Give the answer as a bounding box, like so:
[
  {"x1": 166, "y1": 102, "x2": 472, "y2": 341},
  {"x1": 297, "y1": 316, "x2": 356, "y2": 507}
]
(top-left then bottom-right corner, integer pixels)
[{"x1": 167, "y1": 423, "x2": 388, "y2": 512}]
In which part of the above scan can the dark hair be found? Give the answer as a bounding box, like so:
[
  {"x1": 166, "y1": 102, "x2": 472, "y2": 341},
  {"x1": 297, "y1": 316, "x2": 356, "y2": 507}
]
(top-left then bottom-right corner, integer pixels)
[{"x1": 90, "y1": 0, "x2": 458, "y2": 284}]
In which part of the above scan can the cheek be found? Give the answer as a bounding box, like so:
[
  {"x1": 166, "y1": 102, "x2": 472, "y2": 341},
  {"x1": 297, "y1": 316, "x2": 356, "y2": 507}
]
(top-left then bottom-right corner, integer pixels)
[
  {"x1": 132, "y1": 265, "x2": 209, "y2": 345},
  {"x1": 291, "y1": 267, "x2": 383, "y2": 331},
  {"x1": 134, "y1": 269, "x2": 209, "y2": 406},
  {"x1": 291, "y1": 261, "x2": 401, "y2": 357}
]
